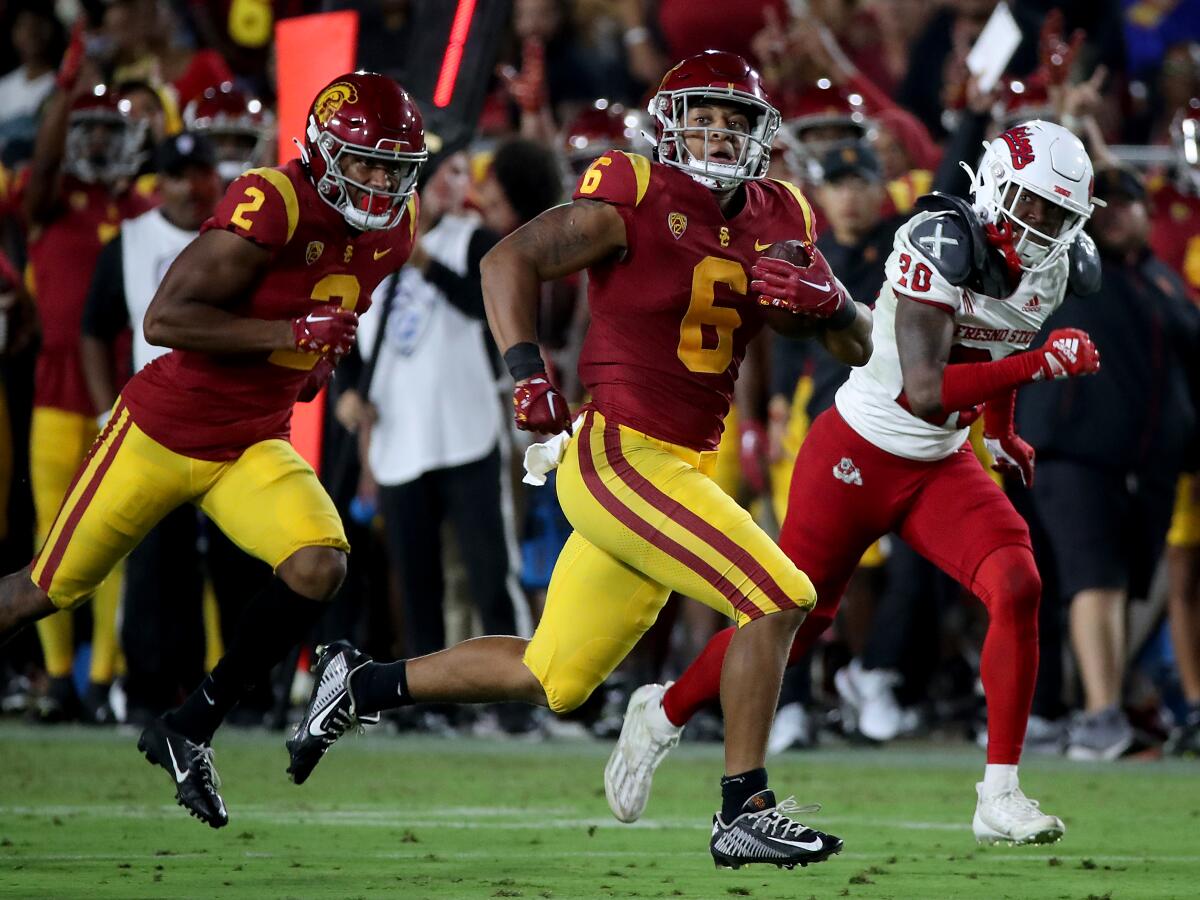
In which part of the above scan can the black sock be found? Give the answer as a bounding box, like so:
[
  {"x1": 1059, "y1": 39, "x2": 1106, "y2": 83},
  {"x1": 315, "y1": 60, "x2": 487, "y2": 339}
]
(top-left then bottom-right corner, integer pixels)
[
  {"x1": 349, "y1": 660, "x2": 414, "y2": 715},
  {"x1": 165, "y1": 577, "x2": 326, "y2": 743},
  {"x1": 720, "y1": 768, "x2": 771, "y2": 822}
]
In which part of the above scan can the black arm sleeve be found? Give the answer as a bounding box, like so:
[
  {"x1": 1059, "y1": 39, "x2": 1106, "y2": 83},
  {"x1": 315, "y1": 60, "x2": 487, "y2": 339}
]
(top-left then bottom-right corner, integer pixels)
[
  {"x1": 423, "y1": 226, "x2": 500, "y2": 320},
  {"x1": 81, "y1": 235, "x2": 130, "y2": 340},
  {"x1": 932, "y1": 109, "x2": 991, "y2": 197}
]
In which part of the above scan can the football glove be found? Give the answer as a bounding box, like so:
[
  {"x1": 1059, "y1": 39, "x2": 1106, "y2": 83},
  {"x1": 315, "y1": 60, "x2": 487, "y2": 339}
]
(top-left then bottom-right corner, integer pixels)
[
  {"x1": 297, "y1": 356, "x2": 336, "y2": 403},
  {"x1": 513, "y1": 372, "x2": 571, "y2": 435},
  {"x1": 1031, "y1": 328, "x2": 1100, "y2": 381},
  {"x1": 983, "y1": 390, "x2": 1035, "y2": 486},
  {"x1": 739, "y1": 418, "x2": 770, "y2": 495},
  {"x1": 292, "y1": 306, "x2": 358, "y2": 356},
  {"x1": 751, "y1": 246, "x2": 849, "y2": 321}
]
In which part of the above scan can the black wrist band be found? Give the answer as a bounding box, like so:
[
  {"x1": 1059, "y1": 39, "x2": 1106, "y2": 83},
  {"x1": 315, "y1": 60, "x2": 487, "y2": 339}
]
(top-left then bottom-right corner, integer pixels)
[
  {"x1": 826, "y1": 299, "x2": 858, "y2": 331},
  {"x1": 503, "y1": 341, "x2": 546, "y2": 381}
]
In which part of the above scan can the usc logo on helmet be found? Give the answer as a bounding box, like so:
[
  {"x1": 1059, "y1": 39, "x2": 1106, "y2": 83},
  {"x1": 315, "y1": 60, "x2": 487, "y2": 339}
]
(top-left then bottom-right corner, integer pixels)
[
  {"x1": 1000, "y1": 125, "x2": 1036, "y2": 170},
  {"x1": 314, "y1": 83, "x2": 359, "y2": 125}
]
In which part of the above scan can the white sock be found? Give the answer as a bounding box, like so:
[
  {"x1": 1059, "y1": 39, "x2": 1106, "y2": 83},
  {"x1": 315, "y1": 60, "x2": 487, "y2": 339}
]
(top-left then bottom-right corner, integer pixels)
[
  {"x1": 647, "y1": 689, "x2": 679, "y2": 735},
  {"x1": 982, "y1": 764, "x2": 1019, "y2": 794}
]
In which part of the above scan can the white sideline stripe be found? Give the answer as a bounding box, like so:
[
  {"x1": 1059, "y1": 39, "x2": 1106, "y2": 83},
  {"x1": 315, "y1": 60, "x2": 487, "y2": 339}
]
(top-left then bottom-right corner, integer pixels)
[{"x1": 3, "y1": 850, "x2": 1198, "y2": 865}]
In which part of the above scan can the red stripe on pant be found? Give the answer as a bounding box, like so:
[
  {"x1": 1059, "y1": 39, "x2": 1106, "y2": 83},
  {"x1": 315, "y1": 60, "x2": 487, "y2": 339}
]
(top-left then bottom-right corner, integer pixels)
[
  {"x1": 575, "y1": 411, "x2": 764, "y2": 620},
  {"x1": 601, "y1": 418, "x2": 797, "y2": 614},
  {"x1": 34, "y1": 409, "x2": 132, "y2": 593}
]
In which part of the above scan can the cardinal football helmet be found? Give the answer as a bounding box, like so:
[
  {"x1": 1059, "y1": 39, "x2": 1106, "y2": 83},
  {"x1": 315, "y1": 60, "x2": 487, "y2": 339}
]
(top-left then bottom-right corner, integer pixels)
[
  {"x1": 966, "y1": 119, "x2": 1103, "y2": 272},
  {"x1": 301, "y1": 72, "x2": 427, "y2": 231},
  {"x1": 65, "y1": 85, "x2": 147, "y2": 185},
  {"x1": 184, "y1": 82, "x2": 274, "y2": 183},
  {"x1": 649, "y1": 51, "x2": 780, "y2": 191}
]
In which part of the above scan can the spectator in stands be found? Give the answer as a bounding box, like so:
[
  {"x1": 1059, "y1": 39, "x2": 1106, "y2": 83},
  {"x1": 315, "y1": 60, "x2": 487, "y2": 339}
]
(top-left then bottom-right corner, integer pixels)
[
  {"x1": 1018, "y1": 165, "x2": 1200, "y2": 760},
  {"x1": 0, "y1": 5, "x2": 65, "y2": 159}
]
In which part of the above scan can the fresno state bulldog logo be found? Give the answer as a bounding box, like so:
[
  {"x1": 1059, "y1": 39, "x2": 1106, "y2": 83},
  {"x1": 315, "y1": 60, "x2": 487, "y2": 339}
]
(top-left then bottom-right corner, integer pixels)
[
  {"x1": 314, "y1": 82, "x2": 358, "y2": 125},
  {"x1": 1000, "y1": 125, "x2": 1036, "y2": 170}
]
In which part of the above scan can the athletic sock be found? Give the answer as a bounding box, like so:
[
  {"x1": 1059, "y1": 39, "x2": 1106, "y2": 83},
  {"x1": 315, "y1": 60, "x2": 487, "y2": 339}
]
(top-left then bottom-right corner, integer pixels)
[
  {"x1": 165, "y1": 577, "x2": 325, "y2": 744},
  {"x1": 720, "y1": 768, "x2": 769, "y2": 822},
  {"x1": 981, "y1": 763, "x2": 1019, "y2": 795},
  {"x1": 349, "y1": 660, "x2": 415, "y2": 715}
]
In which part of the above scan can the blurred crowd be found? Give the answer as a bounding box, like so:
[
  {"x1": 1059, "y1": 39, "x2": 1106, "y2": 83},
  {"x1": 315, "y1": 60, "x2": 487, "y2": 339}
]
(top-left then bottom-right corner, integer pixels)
[{"x1": 0, "y1": 0, "x2": 1199, "y2": 762}]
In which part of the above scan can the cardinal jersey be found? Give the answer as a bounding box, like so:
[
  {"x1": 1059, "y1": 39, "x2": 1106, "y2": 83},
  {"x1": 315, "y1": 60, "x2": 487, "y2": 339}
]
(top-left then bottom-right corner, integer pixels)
[
  {"x1": 122, "y1": 159, "x2": 416, "y2": 460},
  {"x1": 1149, "y1": 177, "x2": 1200, "y2": 303},
  {"x1": 573, "y1": 150, "x2": 816, "y2": 451},
  {"x1": 26, "y1": 177, "x2": 155, "y2": 414},
  {"x1": 836, "y1": 209, "x2": 1070, "y2": 461}
]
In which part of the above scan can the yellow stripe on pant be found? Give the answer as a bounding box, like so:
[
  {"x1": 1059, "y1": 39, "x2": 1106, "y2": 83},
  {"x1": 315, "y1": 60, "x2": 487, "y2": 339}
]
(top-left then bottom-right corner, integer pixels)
[{"x1": 523, "y1": 409, "x2": 815, "y2": 713}]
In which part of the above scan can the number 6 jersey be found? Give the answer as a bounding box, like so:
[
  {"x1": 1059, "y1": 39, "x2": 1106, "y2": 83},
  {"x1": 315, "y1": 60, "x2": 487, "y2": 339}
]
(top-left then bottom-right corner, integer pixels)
[
  {"x1": 572, "y1": 150, "x2": 817, "y2": 452},
  {"x1": 835, "y1": 208, "x2": 1071, "y2": 461},
  {"x1": 122, "y1": 159, "x2": 416, "y2": 460}
]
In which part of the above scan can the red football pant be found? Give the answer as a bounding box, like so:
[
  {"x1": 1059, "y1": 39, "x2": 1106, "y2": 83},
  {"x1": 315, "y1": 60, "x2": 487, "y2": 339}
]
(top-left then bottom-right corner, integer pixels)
[{"x1": 663, "y1": 407, "x2": 1040, "y2": 765}]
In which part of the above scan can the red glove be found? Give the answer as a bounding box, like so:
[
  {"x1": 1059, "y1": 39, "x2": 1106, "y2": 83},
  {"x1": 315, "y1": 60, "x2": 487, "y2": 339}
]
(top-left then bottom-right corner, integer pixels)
[
  {"x1": 739, "y1": 418, "x2": 769, "y2": 495},
  {"x1": 292, "y1": 306, "x2": 358, "y2": 355},
  {"x1": 1031, "y1": 328, "x2": 1100, "y2": 381},
  {"x1": 297, "y1": 356, "x2": 335, "y2": 403},
  {"x1": 983, "y1": 390, "x2": 1035, "y2": 486},
  {"x1": 513, "y1": 373, "x2": 572, "y2": 435},
  {"x1": 56, "y1": 21, "x2": 87, "y2": 92},
  {"x1": 751, "y1": 247, "x2": 850, "y2": 321}
]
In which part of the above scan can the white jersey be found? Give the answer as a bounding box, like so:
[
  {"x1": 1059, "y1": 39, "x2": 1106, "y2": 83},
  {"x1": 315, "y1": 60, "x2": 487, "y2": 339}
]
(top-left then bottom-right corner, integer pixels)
[
  {"x1": 121, "y1": 209, "x2": 198, "y2": 371},
  {"x1": 836, "y1": 209, "x2": 1070, "y2": 461}
]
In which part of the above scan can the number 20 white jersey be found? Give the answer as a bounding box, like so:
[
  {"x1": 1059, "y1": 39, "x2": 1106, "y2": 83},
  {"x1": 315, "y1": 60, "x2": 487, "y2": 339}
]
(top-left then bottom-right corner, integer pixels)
[{"x1": 835, "y1": 209, "x2": 1071, "y2": 461}]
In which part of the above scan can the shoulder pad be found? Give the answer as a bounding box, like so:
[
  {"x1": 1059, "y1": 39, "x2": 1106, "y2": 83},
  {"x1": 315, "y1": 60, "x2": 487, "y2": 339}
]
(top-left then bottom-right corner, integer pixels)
[
  {"x1": 906, "y1": 207, "x2": 974, "y2": 285},
  {"x1": 1067, "y1": 231, "x2": 1101, "y2": 296},
  {"x1": 914, "y1": 192, "x2": 1016, "y2": 298}
]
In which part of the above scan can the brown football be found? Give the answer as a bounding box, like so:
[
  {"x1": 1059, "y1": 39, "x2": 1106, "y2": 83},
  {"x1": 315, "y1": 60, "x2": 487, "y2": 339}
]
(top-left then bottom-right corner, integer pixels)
[{"x1": 758, "y1": 240, "x2": 818, "y2": 336}]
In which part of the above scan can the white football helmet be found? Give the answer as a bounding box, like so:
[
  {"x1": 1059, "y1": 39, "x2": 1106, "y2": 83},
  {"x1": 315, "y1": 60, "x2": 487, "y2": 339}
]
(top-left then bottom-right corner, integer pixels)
[{"x1": 965, "y1": 119, "x2": 1104, "y2": 272}]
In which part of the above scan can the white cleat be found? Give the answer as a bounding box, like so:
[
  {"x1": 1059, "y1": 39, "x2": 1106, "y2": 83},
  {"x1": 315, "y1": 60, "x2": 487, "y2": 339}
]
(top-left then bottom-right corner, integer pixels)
[
  {"x1": 972, "y1": 782, "x2": 1065, "y2": 845},
  {"x1": 604, "y1": 683, "x2": 682, "y2": 823},
  {"x1": 835, "y1": 659, "x2": 917, "y2": 742}
]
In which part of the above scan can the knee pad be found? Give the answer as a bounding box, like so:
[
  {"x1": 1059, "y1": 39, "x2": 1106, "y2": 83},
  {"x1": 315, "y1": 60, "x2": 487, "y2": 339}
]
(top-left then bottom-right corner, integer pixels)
[{"x1": 535, "y1": 666, "x2": 596, "y2": 715}]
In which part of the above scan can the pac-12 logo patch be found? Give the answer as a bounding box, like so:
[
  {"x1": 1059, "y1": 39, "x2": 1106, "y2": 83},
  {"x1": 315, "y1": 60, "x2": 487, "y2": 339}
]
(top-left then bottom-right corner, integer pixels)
[
  {"x1": 668, "y1": 212, "x2": 687, "y2": 240},
  {"x1": 1000, "y1": 125, "x2": 1036, "y2": 170},
  {"x1": 314, "y1": 82, "x2": 358, "y2": 125},
  {"x1": 833, "y1": 457, "x2": 862, "y2": 486},
  {"x1": 306, "y1": 241, "x2": 324, "y2": 265}
]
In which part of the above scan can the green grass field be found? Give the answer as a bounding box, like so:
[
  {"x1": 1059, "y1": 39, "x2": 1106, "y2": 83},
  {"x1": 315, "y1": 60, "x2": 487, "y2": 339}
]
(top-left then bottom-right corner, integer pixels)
[{"x1": 0, "y1": 723, "x2": 1195, "y2": 899}]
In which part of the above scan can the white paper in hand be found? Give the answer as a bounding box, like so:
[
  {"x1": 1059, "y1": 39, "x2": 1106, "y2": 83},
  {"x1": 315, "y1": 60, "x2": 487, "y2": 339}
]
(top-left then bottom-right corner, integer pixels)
[{"x1": 965, "y1": 2, "x2": 1022, "y2": 93}]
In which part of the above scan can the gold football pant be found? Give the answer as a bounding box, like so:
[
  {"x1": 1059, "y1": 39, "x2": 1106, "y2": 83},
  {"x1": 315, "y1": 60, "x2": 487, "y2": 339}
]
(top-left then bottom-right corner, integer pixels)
[
  {"x1": 523, "y1": 409, "x2": 816, "y2": 713},
  {"x1": 31, "y1": 400, "x2": 349, "y2": 615}
]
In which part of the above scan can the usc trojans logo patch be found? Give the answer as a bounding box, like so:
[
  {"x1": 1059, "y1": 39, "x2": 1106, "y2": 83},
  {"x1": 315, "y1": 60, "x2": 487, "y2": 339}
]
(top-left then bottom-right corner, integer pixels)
[
  {"x1": 306, "y1": 241, "x2": 324, "y2": 265},
  {"x1": 668, "y1": 212, "x2": 687, "y2": 240},
  {"x1": 314, "y1": 83, "x2": 358, "y2": 124}
]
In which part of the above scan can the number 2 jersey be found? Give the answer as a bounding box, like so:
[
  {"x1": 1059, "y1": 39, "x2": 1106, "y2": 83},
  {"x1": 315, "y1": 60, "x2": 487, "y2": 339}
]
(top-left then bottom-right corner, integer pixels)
[
  {"x1": 835, "y1": 208, "x2": 1070, "y2": 461},
  {"x1": 122, "y1": 159, "x2": 416, "y2": 460},
  {"x1": 573, "y1": 151, "x2": 817, "y2": 451}
]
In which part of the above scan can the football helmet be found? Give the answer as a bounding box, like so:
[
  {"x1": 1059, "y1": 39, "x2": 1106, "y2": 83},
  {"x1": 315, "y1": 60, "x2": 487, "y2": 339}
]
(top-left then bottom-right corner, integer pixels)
[
  {"x1": 65, "y1": 85, "x2": 147, "y2": 185},
  {"x1": 301, "y1": 72, "x2": 427, "y2": 231},
  {"x1": 184, "y1": 82, "x2": 274, "y2": 183},
  {"x1": 966, "y1": 120, "x2": 1103, "y2": 273},
  {"x1": 649, "y1": 51, "x2": 781, "y2": 191},
  {"x1": 562, "y1": 99, "x2": 649, "y2": 176},
  {"x1": 783, "y1": 84, "x2": 872, "y2": 183}
]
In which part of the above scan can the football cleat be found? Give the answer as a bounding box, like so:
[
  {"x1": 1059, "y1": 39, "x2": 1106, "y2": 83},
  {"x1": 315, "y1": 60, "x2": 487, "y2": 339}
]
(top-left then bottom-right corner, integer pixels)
[
  {"x1": 710, "y1": 791, "x2": 843, "y2": 869},
  {"x1": 286, "y1": 641, "x2": 379, "y2": 785},
  {"x1": 604, "y1": 683, "x2": 682, "y2": 823},
  {"x1": 972, "y1": 782, "x2": 1064, "y2": 845},
  {"x1": 138, "y1": 717, "x2": 228, "y2": 829}
]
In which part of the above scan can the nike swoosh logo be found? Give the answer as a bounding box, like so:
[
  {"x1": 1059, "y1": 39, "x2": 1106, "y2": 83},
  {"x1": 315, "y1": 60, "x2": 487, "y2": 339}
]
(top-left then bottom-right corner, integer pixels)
[
  {"x1": 202, "y1": 690, "x2": 215, "y2": 706},
  {"x1": 166, "y1": 742, "x2": 189, "y2": 784},
  {"x1": 308, "y1": 691, "x2": 345, "y2": 737},
  {"x1": 374, "y1": 248, "x2": 392, "y2": 260},
  {"x1": 773, "y1": 836, "x2": 825, "y2": 851},
  {"x1": 754, "y1": 240, "x2": 773, "y2": 251},
  {"x1": 797, "y1": 278, "x2": 831, "y2": 292}
]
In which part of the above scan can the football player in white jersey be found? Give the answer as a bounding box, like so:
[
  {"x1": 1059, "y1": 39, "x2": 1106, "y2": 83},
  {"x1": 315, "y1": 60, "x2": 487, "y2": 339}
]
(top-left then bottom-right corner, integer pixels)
[{"x1": 605, "y1": 120, "x2": 1104, "y2": 845}]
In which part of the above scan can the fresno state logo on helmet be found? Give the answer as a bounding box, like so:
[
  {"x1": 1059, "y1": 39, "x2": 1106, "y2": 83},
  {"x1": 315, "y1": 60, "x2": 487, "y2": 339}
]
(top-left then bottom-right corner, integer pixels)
[
  {"x1": 1000, "y1": 125, "x2": 1036, "y2": 170},
  {"x1": 314, "y1": 82, "x2": 359, "y2": 125}
]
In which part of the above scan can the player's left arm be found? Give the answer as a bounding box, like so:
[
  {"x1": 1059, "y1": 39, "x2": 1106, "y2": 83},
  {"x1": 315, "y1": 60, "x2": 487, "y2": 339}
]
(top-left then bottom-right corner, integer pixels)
[{"x1": 819, "y1": 301, "x2": 873, "y2": 366}]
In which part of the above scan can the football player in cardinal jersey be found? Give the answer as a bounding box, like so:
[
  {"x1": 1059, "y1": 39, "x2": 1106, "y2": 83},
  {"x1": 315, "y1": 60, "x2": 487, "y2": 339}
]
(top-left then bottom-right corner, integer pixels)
[
  {"x1": 0, "y1": 72, "x2": 425, "y2": 828},
  {"x1": 608, "y1": 120, "x2": 1106, "y2": 845},
  {"x1": 289, "y1": 50, "x2": 872, "y2": 870}
]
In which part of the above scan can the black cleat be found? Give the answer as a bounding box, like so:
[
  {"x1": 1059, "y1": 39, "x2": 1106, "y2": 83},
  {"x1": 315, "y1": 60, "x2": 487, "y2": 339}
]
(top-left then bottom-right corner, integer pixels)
[
  {"x1": 138, "y1": 718, "x2": 228, "y2": 828},
  {"x1": 1166, "y1": 709, "x2": 1200, "y2": 757},
  {"x1": 286, "y1": 641, "x2": 379, "y2": 785},
  {"x1": 710, "y1": 791, "x2": 843, "y2": 870}
]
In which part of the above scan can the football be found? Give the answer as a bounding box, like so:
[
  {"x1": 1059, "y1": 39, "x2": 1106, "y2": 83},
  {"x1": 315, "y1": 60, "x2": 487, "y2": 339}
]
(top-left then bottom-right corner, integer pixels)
[{"x1": 758, "y1": 240, "x2": 819, "y2": 337}]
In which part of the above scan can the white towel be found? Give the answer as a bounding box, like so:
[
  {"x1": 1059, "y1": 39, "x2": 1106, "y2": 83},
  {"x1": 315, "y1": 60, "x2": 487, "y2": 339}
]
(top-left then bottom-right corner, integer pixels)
[{"x1": 522, "y1": 415, "x2": 584, "y2": 486}]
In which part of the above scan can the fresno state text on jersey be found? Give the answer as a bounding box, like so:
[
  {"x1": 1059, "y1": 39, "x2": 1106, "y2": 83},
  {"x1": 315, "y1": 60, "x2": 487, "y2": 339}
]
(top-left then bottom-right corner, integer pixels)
[{"x1": 573, "y1": 149, "x2": 817, "y2": 451}]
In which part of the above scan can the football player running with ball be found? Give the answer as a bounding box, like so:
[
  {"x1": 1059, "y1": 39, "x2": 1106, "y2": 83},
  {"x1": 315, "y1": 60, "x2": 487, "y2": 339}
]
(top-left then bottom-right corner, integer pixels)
[
  {"x1": 288, "y1": 51, "x2": 872, "y2": 870},
  {"x1": 606, "y1": 120, "x2": 1105, "y2": 846},
  {"x1": 0, "y1": 72, "x2": 425, "y2": 827}
]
